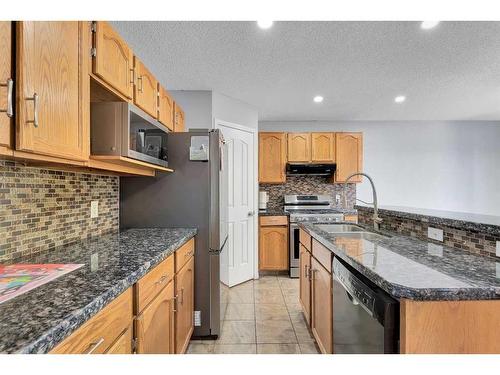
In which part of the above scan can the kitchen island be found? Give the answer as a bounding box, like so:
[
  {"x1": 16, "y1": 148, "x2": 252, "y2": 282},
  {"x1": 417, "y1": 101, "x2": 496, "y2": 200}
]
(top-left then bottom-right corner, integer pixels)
[
  {"x1": 0, "y1": 228, "x2": 197, "y2": 354},
  {"x1": 299, "y1": 222, "x2": 500, "y2": 354}
]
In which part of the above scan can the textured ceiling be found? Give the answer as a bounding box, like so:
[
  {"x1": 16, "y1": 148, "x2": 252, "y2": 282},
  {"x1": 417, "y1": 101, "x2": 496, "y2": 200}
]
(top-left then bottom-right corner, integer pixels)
[{"x1": 112, "y1": 21, "x2": 500, "y2": 121}]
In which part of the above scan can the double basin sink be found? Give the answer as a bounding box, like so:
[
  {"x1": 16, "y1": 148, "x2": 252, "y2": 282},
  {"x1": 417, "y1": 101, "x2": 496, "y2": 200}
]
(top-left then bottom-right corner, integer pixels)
[{"x1": 315, "y1": 224, "x2": 390, "y2": 240}]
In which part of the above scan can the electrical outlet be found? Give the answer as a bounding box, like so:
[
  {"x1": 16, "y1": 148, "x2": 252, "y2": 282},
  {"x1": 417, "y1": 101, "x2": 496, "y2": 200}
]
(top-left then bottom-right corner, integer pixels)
[
  {"x1": 496, "y1": 263, "x2": 500, "y2": 279},
  {"x1": 427, "y1": 227, "x2": 443, "y2": 242},
  {"x1": 90, "y1": 253, "x2": 99, "y2": 272},
  {"x1": 427, "y1": 243, "x2": 443, "y2": 257},
  {"x1": 496, "y1": 241, "x2": 500, "y2": 257},
  {"x1": 90, "y1": 200, "x2": 99, "y2": 219},
  {"x1": 194, "y1": 311, "x2": 201, "y2": 326},
  {"x1": 335, "y1": 194, "x2": 341, "y2": 205}
]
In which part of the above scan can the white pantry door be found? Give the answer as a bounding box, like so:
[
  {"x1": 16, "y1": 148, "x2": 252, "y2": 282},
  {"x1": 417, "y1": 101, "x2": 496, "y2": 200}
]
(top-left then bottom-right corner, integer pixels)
[{"x1": 216, "y1": 120, "x2": 256, "y2": 287}]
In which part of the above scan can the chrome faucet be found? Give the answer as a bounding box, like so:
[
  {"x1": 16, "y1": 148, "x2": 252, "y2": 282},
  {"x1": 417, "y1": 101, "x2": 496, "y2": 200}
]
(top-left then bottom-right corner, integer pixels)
[{"x1": 343, "y1": 172, "x2": 383, "y2": 231}]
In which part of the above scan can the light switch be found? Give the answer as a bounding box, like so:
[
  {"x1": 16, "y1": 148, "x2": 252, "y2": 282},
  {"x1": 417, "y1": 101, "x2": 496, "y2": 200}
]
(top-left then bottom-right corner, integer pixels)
[
  {"x1": 496, "y1": 241, "x2": 500, "y2": 257},
  {"x1": 427, "y1": 227, "x2": 443, "y2": 242},
  {"x1": 90, "y1": 200, "x2": 99, "y2": 219}
]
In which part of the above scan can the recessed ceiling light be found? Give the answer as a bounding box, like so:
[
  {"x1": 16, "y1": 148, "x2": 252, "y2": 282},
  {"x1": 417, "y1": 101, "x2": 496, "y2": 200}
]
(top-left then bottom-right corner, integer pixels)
[
  {"x1": 313, "y1": 96, "x2": 324, "y2": 103},
  {"x1": 421, "y1": 21, "x2": 440, "y2": 30},
  {"x1": 394, "y1": 95, "x2": 406, "y2": 103},
  {"x1": 257, "y1": 20, "x2": 273, "y2": 29}
]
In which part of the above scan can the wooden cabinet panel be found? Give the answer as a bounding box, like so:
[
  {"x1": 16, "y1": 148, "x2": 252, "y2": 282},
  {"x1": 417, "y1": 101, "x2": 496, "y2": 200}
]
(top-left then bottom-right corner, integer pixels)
[
  {"x1": 173, "y1": 102, "x2": 185, "y2": 132},
  {"x1": 51, "y1": 288, "x2": 133, "y2": 354},
  {"x1": 260, "y1": 215, "x2": 288, "y2": 226},
  {"x1": 157, "y1": 84, "x2": 174, "y2": 131},
  {"x1": 134, "y1": 57, "x2": 158, "y2": 118},
  {"x1": 299, "y1": 244, "x2": 311, "y2": 325},
  {"x1": 311, "y1": 133, "x2": 335, "y2": 163},
  {"x1": 136, "y1": 280, "x2": 175, "y2": 354},
  {"x1": 312, "y1": 239, "x2": 333, "y2": 273},
  {"x1": 175, "y1": 255, "x2": 194, "y2": 354},
  {"x1": 299, "y1": 228, "x2": 311, "y2": 251},
  {"x1": 16, "y1": 21, "x2": 89, "y2": 161},
  {"x1": 311, "y1": 258, "x2": 333, "y2": 354},
  {"x1": 93, "y1": 21, "x2": 134, "y2": 99},
  {"x1": 287, "y1": 133, "x2": 311, "y2": 162},
  {"x1": 0, "y1": 22, "x2": 13, "y2": 149},
  {"x1": 335, "y1": 133, "x2": 363, "y2": 183},
  {"x1": 344, "y1": 214, "x2": 358, "y2": 223},
  {"x1": 258, "y1": 132, "x2": 286, "y2": 183},
  {"x1": 175, "y1": 238, "x2": 195, "y2": 273},
  {"x1": 259, "y1": 225, "x2": 288, "y2": 271},
  {"x1": 136, "y1": 254, "x2": 174, "y2": 313},
  {"x1": 106, "y1": 326, "x2": 132, "y2": 354}
]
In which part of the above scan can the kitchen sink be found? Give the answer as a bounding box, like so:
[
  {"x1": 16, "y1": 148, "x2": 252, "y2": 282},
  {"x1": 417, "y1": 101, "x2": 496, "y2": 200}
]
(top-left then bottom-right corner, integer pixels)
[
  {"x1": 331, "y1": 232, "x2": 390, "y2": 240},
  {"x1": 315, "y1": 224, "x2": 366, "y2": 233}
]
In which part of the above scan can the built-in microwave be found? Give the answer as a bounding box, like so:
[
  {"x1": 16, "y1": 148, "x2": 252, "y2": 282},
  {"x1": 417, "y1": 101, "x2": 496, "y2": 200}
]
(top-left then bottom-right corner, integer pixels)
[{"x1": 91, "y1": 102, "x2": 169, "y2": 168}]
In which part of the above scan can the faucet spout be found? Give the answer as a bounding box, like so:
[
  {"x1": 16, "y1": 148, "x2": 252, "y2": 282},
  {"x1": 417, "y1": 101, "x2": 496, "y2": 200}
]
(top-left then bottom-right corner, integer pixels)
[{"x1": 343, "y1": 172, "x2": 382, "y2": 231}]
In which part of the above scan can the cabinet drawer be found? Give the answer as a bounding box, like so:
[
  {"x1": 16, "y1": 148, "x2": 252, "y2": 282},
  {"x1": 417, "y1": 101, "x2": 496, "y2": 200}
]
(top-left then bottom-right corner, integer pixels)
[
  {"x1": 260, "y1": 216, "x2": 288, "y2": 226},
  {"x1": 299, "y1": 229, "x2": 311, "y2": 251},
  {"x1": 136, "y1": 254, "x2": 174, "y2": 313},
  {"x1": 106, "y1": 325, "x2": 132, "y2": 354},
  {"x1": 344, "y1": 214, "x2": 358, "y2": 223},
  {"x1": 175, "y1": 238, "x2": 195, "y2": 273},
  {"x1": 312, "y1": 239, "x2": 332, "y2": 273},
  {"x1": 51, "y1": 288, "x2": 133, "y2": 354}
]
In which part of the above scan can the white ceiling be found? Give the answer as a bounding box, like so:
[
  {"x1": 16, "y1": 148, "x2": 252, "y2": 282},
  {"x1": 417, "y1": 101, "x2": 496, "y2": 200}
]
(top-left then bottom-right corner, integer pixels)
[{"x1": 113, "y1": 21, "x2": 500, "y2": 121}]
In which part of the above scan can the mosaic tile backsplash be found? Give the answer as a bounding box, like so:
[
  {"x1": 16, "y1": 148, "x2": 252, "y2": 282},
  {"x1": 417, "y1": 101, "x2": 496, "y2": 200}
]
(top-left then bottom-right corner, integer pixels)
[
  {"x1": 358, "y1": 207, "x2": 500, "y2": 258},
  {"x1": 0, "y1": 160, "x2": 119, "y2": 262},
  {"x1": 259, "y1": 176, "x2": 356, "y2": 209}
]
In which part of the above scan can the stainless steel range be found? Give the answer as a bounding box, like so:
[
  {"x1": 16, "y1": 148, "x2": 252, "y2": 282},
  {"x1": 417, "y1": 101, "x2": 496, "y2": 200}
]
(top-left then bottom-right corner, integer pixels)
[{"x1": 285, "y1": 194, "x2": 344, "y2": 278}]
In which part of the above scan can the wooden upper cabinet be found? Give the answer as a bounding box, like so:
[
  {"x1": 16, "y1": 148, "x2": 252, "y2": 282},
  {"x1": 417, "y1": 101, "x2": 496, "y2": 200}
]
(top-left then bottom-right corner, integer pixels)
[
  {"x1": 0, "y1": 22, "x2": 13, "y2": 149},
  {"x1": 136, "y1": 280, "x2": 175, "y2": 354},
  {"x1": 259, "y1": 132, "x2": 286, "y2": 183},
  {"x1": 175, "y1": 255, "x2": 195, "y2": 354},
  {"x1": 334, "y1": 132, "x2": 363, "y2": 183},
  {"x1": 173, "y1": 102, "x2": 185, "y2": 132},
  {"x1": 259, "y1": 225, "x2": 288, "y2": 271},
  {"x1": 287, "y1": 133, "x2": 311, "y2": 162},
  {"x1": 93, "y1": 21, "x2": 134, "y2": 99},
  {"x1": 16, "y1": 21, "x2": 89, "y2": 161},
  {"x1": 133, "y1": 57, "x2": 158, "y2": 118},
  {"x1": 157, "y1": 84, "x2": 174, "y2": 131},
  {"x1": 311, "y1": 133, "x2": 335, "y2": 163}
]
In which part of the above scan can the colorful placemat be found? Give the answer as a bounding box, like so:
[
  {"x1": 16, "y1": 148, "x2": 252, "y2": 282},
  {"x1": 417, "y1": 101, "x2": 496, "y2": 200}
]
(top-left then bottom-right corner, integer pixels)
[{"x1": 0, "y1": 264, "x2": 84, "y2": 305}]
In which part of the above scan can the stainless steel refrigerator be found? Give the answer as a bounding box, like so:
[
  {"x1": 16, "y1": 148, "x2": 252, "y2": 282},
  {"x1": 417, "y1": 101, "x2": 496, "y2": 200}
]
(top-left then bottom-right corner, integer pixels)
[{"x1": 120, "y1": 129, "x2": 228, "y2": 338}]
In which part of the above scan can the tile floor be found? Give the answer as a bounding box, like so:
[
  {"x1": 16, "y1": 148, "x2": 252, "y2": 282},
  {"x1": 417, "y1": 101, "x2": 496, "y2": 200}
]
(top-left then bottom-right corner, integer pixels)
[{"x1": 187, "y1": 275, "x2": 321, "y2": 354}]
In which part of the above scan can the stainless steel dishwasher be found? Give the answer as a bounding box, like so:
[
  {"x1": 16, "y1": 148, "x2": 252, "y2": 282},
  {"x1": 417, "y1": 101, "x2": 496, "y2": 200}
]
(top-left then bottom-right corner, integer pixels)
[{"x1": 332, "y1": 257, "x2": 399, "y2": 354}]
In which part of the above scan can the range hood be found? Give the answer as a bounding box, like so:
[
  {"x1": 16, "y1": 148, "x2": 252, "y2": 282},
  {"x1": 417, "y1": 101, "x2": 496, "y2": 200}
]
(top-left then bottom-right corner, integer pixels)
[{"x1": 286, "y1": 163, "x2": 336, "y2": 176}]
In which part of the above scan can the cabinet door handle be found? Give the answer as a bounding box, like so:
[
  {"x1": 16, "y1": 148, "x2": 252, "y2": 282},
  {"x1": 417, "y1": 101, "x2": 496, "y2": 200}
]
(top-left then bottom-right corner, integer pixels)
[
  {"x1": 304, "y1": 265, "x2": 309, "y2": 278},
  {"x1": 130, "y1": 68, "x2": 135, "y2": 85},
  {"x1": 84, "y1": 337, "x2": 105, "y2": 354},
  {"x1": 0, "y1": 78, "x2": 13, "y2": 117},
  {"x1": 179, "y1": 287, "x2": 184, "y2": 305},
  {"x1": 26, "y1": 93, "x2": 39, "y2": 128},
  {"x1": 137, "y1": 76, "x2": 143, "y2": 93}
]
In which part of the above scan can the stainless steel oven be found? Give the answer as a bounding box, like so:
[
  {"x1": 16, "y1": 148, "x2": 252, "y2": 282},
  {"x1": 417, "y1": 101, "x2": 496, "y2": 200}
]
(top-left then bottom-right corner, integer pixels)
[
  {"x1": 332, "y1": 257, "x2": 399, "y2": 354},
  {"x1": 91, "y1": 102, "x2": 169, "y2": 168}
]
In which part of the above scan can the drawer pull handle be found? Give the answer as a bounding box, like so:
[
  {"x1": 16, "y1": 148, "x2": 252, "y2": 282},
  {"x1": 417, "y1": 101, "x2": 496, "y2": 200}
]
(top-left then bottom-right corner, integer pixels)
[
  {"x1": 155, "y1": 274, "x2": 169, "y2": 285},
  {"x1": 137, "y1": 76, "x2": 143, "y2": 93},
  {"x1": 0, "y1": 78, "x2": 13, "y2": 117},
  {"x1": 184, "y1": 250, "x2": 194, "y2": 258},
  {"x1": 84, "y1": 337, "x2": 105, "y2": 354},
  {"x1": 179, "y1": 287, "x2": 184, "y2": 305}
]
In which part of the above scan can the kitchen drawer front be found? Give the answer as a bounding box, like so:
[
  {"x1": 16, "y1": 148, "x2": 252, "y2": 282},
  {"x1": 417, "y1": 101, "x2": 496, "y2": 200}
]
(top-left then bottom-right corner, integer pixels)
[
  {"x1": 175, "y1": 238, "x2": 195, "y2": 273},
  {"x1": 260, "y1": 216, "x2": 288, "y2": 226},
  {"x1": 136, "y1": 254, "x2": 175, "y2": 313},
  {"x1": 312, "y1": 239, "x2": 333, "y2": 273},
  {"x1": 299, "y1": 228, "x2": 311, "y2": 251},
  {"x1": 105, "y1": 325, "x2": 133, "y2": 354},
  {"x1": 51, "y1": 288, "x2": 133, "y2": 354}
]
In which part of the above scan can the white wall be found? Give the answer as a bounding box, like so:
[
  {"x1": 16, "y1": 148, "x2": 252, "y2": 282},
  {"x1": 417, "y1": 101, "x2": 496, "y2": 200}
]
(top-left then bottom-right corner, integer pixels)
[
  {"x1": 212, "y1": 92, "x2": 258, "y2": 130},
  {"x1": 259, "y1": 121, "x2": 500, "y2": 216},
  {"x1": 170, "y1": 90, "x2": 213, "y2": 129}
]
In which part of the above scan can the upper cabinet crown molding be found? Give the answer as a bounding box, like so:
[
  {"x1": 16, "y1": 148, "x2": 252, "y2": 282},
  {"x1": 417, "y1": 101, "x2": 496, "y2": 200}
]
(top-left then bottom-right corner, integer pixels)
[
  {"x1": 92, "y1": 21, "x2": 134, "y2": 99},
  {"x1": 259, "y1": 132, "x2": 287, "y2": 183},
  {"x1": 287, "y1": 133, "x2": 311, "y2": 162},
  {"x1": 16, "y1": 21, "x2": 89, "y2": 162}
]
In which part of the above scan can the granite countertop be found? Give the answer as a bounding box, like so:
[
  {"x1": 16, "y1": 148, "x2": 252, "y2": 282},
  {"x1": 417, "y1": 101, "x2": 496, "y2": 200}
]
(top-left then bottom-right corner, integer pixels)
[
  {"x1": 259, "y1": 207, "x2": 357, "y2": 217},
  {"x1": 356, "y1": 204, "x2": 500, "y2": 236},
  {"x1": 259, "y1": 207, "x2": 289, "y2": 216},
  {"x1": 301, "y1": 222, "x2": 500, "y2": 301},
  {"x1": 0, "y1": 228, "x2": 197, "y2": 354}
]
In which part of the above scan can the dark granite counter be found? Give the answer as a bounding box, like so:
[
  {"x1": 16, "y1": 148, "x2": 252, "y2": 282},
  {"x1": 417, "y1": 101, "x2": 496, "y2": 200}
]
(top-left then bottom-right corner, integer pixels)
[
  {"x1": 258, "y1": 208, "x2": 357, "y2": 217},
  {"x1": 300, "y1": 222, "x2": 500, "y2": 301},
  {"x1": 356, "y1": 205, "x2": 500, "y2": 236},
  {"x1": 258, "y1": 207, "x2": 289, "y2": 216},
  {"x1": 0, "y1": 228, "x2": 197, "y2": 354}
]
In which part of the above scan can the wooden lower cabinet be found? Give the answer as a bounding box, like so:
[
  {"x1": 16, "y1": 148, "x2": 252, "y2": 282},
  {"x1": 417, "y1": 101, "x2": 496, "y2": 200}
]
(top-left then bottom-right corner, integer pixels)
[
  {"x1": 299, "y1": 244, "x2": 311, "y2": 325},
  {"x1": 259, "y1": 224, "x2": 289, "y2": 271},
  {"x1": 136, "y1": 280, "x2": 175, "y2": 354},
  {"x1": 344, "y1": 214, "x2": 358, "y2": 223},
  {"x1": 106, "y1": 326, "x2": 133, "y2": 354},
  {"x1": 310, "y1": 258, "x2": 333, "y2": 354},
  {"x1": 175, "y1": 255, "x2": 195, "y2": 354}
]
